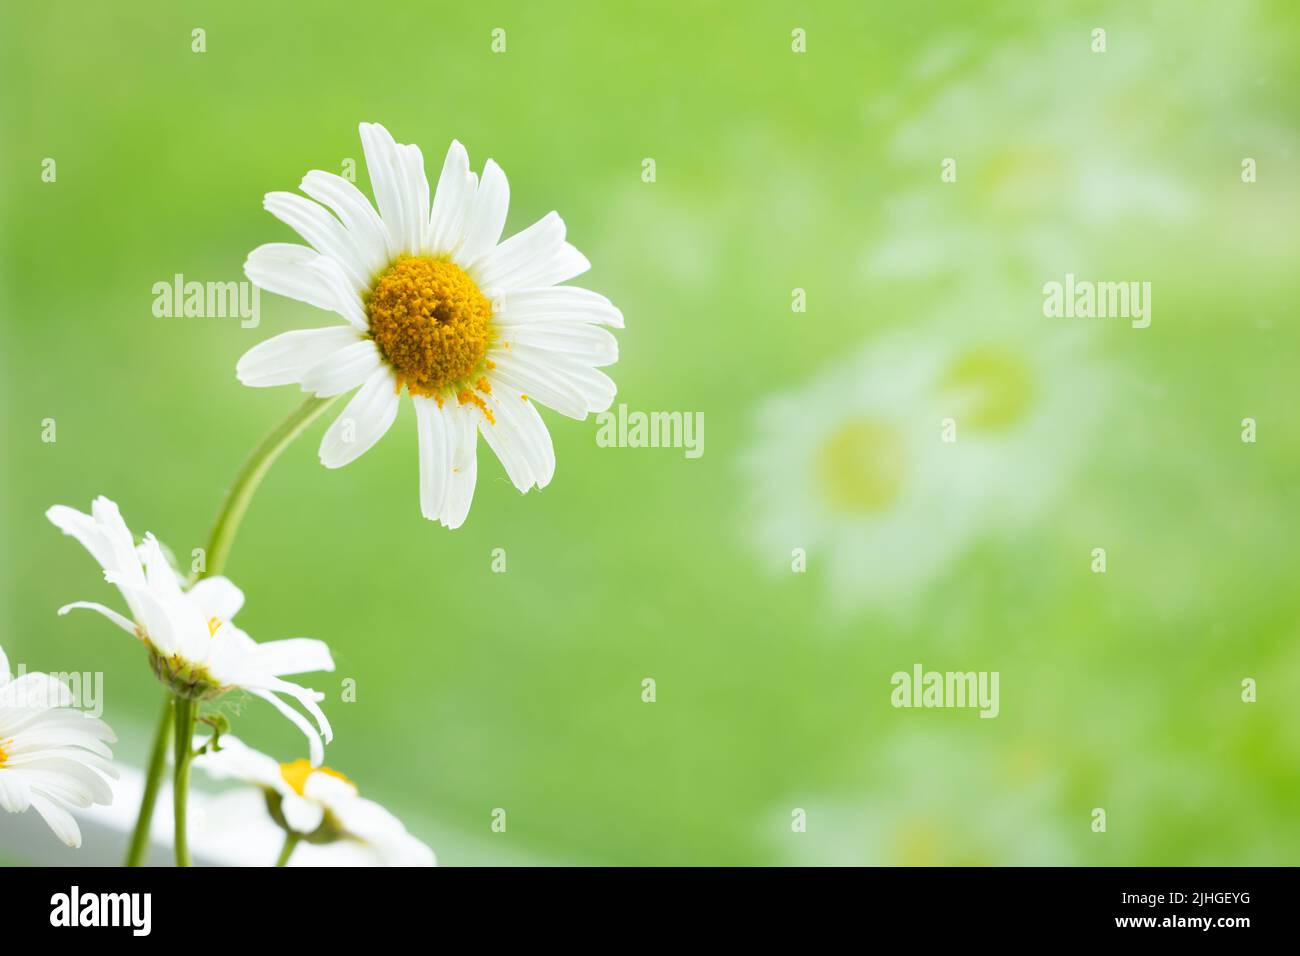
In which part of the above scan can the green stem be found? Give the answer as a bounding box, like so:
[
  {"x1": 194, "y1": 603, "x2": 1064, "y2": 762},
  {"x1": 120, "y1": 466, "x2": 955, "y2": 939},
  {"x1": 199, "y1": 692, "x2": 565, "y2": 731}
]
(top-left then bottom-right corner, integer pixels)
[
  {"x1": 123, "y1": 694, "x2": 174, "y2": 866},
  {"x1": 172, "y1": 695, "x2": 196, "y2": 867},
  {"x1": 275, "y1": 831, "x2": 303, "y2": 867},
  {"x1": 147, "y1": 396, "x2": 333, "y2": 866},
  {"x1": 201, "y1": 395, "x2": 338, "y2": 579}
]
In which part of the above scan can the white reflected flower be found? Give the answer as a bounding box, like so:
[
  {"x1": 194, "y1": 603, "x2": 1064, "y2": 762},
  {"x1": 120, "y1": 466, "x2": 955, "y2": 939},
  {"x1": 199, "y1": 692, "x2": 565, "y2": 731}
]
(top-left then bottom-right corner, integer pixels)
[
  {"x1": 763, "y1": 734, "x2": 1072, "y2": 866},
  {"x1": 47, "y1": 496, "x2": 335, "y2": 764},
  {"x1": 0, "y1": 642, "x2": 118, "y2": 848},
  {"x1": 742, "y1": 304, "x2": 1109, "y2": 612},
  {"x1": 237, "y1": 122, "x2": 622, "y2": 528},
  {"x1": 195, "y1": 736, "x2": 435, "y2": 866},
  {"x1": 866, "y1": 28, "x2": 1195, "y2": 282}
]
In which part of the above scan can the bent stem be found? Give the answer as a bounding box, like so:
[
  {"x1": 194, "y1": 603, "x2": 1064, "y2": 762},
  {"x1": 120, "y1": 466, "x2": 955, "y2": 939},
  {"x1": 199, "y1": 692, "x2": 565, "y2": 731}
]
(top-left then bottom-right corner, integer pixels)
[
  {"x1": 172, "y1": 695, "x2": 197, "y2": 866},
  {"x1": 123, "y1": 694, "x2": 174, "y2": 866},
  {"x1": 201, "y1": 395, "x2": 338, "y2": 579},
  {"x1": 125, "y1": 396, "x2": 335, "y2": 866},
  {"x1": 275, "y1": 831, "x2": 302, "y2": 867}
]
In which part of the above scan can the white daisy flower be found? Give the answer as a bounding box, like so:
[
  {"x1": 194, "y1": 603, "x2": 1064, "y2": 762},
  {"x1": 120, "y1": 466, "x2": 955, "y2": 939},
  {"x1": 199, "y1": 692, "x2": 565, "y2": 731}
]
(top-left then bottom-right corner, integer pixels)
[
  {"x1": 865, "y1": 28, "x2": 1195, "y2": 282},
  {"x1": 0, "y1": 642, "x2": 118, "y2": 848},
  {"x1": 762, "y1": 734, "x2": 1072, "y2": 866},
  {"x1": 744, "y1": 335, "x2": 965, "y2": 611},
  {"x1": 195, "y1": 735, "x2": 435, "y2": 866},
  {"x1": 743, "y1": 307, "x2": 1110, "y2": 612},
  {"x1": 60, "y1": 765, "x2": 422, "y2": 866},
  {"x1": 47, "y1": 496, "x2": 336, "y2": 764},
  {"x1": 237, "y1": 122, "x2": 622, "y2": 528}
]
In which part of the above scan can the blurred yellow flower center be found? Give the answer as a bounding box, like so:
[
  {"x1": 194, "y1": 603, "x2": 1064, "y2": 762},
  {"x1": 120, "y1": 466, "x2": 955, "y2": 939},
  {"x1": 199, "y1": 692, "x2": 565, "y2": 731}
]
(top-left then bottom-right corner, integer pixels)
[
  {"x1": 367, "y1": 256, "x2": 492, "y2": 397},
  {"x1": 280, "y1": 758, "x2": 353, "y2": 797},
  {"x1": 890, "y1": 818, "x2": 942, "y2": 866},
  {"x1": 940, "y1": 349, "x2": 1034, "y2": 432},
  {"x1": 982, "y1": 147, "x2": 1065, "y2": 212},
  {"x1": 814, "y1": 418, "x2": 907, "y2": 513},
  {"x1": 0, "y1": 738, "x2": 10, "y2": 768}
]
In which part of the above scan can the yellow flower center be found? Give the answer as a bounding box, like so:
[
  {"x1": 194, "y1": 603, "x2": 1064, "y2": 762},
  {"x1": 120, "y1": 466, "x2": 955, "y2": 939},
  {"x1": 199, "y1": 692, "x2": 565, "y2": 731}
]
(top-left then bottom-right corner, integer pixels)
[
  {"x1": 367, "y1": 256, "x2": 493, "y2": 399},
  {"x1": 280, "y1": 758, "x2": 354, "y2": 797},
  {"x1": 814, "y1": 418, "x2": 907, "y2": 514},
  {"x1": 889, "y1": 817, "x2": 987, "y2": 866},
  {"x1": 890, "y1": 817, "x2": 943, "y2": 866},
  {"x1": 939, "y1": 349, "x2": 1034, "y2": 432},
  {"x1": 0, "y1": 738, "x2": 11, "y2": 768}
]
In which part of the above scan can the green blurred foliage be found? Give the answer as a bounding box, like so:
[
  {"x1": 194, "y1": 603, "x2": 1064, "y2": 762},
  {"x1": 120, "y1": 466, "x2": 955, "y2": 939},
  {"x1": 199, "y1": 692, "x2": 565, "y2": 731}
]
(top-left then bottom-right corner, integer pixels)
[{"x1": 2, "y1": 0, "x2": 1298, "y2": 864}]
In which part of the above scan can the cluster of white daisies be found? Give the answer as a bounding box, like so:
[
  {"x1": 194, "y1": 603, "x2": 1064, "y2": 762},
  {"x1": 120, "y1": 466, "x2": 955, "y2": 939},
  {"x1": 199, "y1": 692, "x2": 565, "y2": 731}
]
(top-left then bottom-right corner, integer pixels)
[{"x1": 3, "y1": 122, "x2": 621, "y2": 864}]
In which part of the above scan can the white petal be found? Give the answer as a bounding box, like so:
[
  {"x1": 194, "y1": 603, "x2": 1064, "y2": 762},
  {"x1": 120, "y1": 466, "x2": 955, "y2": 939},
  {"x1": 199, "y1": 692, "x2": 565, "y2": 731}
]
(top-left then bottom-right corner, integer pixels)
[
  {"x1": 282, "y1": 793, "x2": 325, "y2": 834},
  {"x1": 46, "y1": 498, "x2": 146, "y2": 608},
  {"x1": 187, "y1": 576, "x2": 245, "y2": 621},
  {"x1": 493, "y1": 286, "x2": 624, "y2": 329},
  {"x1": 414, "y1": 396, "x2": 451, "y2": 522},
  {"x1": 472, "y1": 220, "x2": 591, "y2": 295},
  {"x1": 125, "y1": 536, "x2": 212, "y2": 662},
  {"x1": 244, "y1": 243, "x2": 338, "y2": 312},
  {"x1": 55, "y1": 601, "x2": 137, "y2": 637},
  {"x1": 304, "y1": 771, "x2": 358, "y2": 803},
  {"x1": 263, "y1": 192, "x2": 370, "y2": 291},
  {"x1": 29, "y1": 794, "x2": 82, "y2": 848},
  {"x1": 534, "y1": 243, "x2": 591, "y2": 288},
  {"x1": 299, "y1": 339, "x2": 383, "y2": 398},
  {"x1": 318, "y1": 368, "x2": 400, "y2": 468},
  {"x1": 479, "y1": 386, "x2": 555, "y2": 493},
  {"x1": 14, "y1": 769, "x2": 92, "y2": 808},
  {"x1": 138, "y1": 534, "x2": 185, "y2": 602},
  {"x1": 248, "y1": 689, "x2": 325, "y2": 766},
  {"x1": 428, "y1": 140, "x2": 476, "y2": 256},
  {"x1": 0, "y1": 770, "x2": 31, "y2": 811},
  {"x1": 15, "y1": 757, "x2": 112, "y2": 805},
  {"x1": 456, "y1": 158, "x2": 510, "y2": 266},
  {"x1": 250, "y1": 677, "x2": 334, "y2": 749},
  {"x1": 299, "y1": 170, "x2": 390, "y2": 276},
  {"x1": 470, "y1": 211, "x2": 564, "y2": 295},
  {"x1": 0, "y1": 672, "x2": 75, "y2": 709},
  {"x1": 249, "y1": 638, "x2": 335, "y2": 677},
  {"x1": 193, "y1": 736, "x2": 283, "y2": 792},
  {"x1": 439, "y1": 403, "x2": 479, "y2": 529},
  {"x1": 499, "y1": 322, "x2": 618, "y2": 366},
  {"x1": 359, "y1": 122, "x2": 407, "y2": 258},
  {"x1": 0, "y1": 707, "x2": 116, "y2": 745},
  {"x1": 506, "y1": 345, "x2": 616, "y2": 412},
  {"x1": 236, "y1": 326, "x2": 361, "y2": 388},
  {"x1": 306, "y1": 256, "x2": 369, "y2": 330},
  {"x1": 398, "y1": 143, "x2": 431, "y2": 255},
  {"x1": 486, "y1": 351, "x2": 590, "y2": 420},
  {"x1": 7, "y1": 715, "x2": 116, "y2": 756}
]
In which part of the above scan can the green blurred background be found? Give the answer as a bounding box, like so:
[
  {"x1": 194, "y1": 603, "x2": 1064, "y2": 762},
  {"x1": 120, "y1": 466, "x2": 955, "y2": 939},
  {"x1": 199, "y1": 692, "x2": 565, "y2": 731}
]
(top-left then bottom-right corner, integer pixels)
[{"x1": 2, "y1": 0, "x2": 1297, "y2": 865}]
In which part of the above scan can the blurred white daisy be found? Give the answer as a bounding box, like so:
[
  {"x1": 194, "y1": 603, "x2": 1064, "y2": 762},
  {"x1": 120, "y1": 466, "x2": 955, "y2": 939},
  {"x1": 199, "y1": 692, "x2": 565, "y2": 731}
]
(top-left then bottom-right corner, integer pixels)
[
  {"x1": 195, "y1": 735, "x2": 434, "y2": 866},
  {"x1": 237, "y1": 122, "x2": 622, "y2": 528},
  {"x1": 47, "y1": 496, "x2": 335, "y2": 764},
  {"x1": 763, "y1": 733, "x2": 1072, "y2": 866},
  {"x1": 742, "y1": 306, "x2": 1109, "y2": 612},
  {"x1": 0, "y1": 642, "x2": 118, "y2": 848},
  {"x1": 865, "y1": 28, "x2": 1195, "y2": 282}
]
